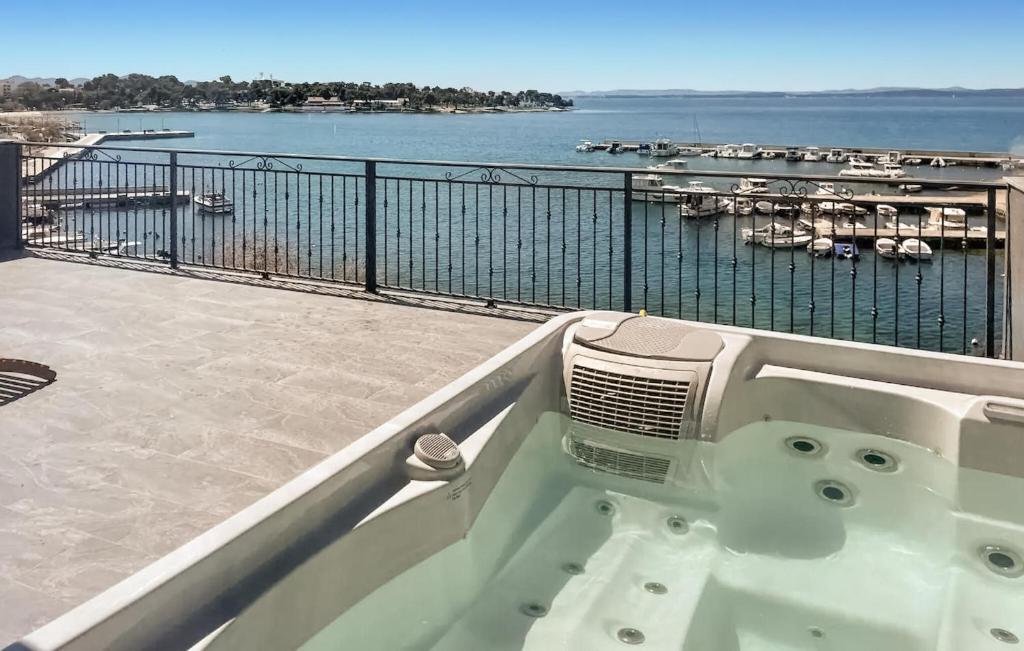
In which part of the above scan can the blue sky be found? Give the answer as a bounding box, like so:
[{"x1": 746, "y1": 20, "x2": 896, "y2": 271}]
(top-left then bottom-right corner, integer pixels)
[{"x1": 6, "y1": 0, "x2": 1024, "y2": 92}]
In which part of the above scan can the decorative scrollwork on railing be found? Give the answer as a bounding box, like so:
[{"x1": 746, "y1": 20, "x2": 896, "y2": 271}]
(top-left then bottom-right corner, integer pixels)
[
  {"x1": 226, "y1": 156, "x2": 303, "y2": 172},
  {"x1": 776, "y1": 178, "x2": 855, "y2": 201},
  {"x1": 443, "y1": 166, "x2": 539, "y2": 185},
  {"x1": 63, "y1": 148, "x2": 122, "y2": 163}
]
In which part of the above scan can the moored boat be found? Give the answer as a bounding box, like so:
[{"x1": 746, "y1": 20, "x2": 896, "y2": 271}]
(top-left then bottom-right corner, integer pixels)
[
  {"x1": 808, "y1": 237, "x2": 833, "y2": 257},
  {"x1": 875, "y1": 237, "x2": 904, "y2": 259},
  {"x1": 575, "y1": 140, "x2": 594, "y2": 152},
  {"x1": 194, "y1": 192, "x2": 234, "y2": 214},
  {"x1": 902, "y1": 238, "x2": 933, "y2": 261},
  {"x1": 834, "y1": 241, "x2": 860, "y2": 259}
]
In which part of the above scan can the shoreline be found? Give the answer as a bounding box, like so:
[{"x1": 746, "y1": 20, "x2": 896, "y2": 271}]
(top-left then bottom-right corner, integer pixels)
[{"x1": 0, "y1": 106, "x2": 571, "y2": 120}]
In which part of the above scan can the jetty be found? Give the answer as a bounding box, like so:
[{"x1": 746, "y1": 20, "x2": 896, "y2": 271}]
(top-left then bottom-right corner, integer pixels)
[
  {"x1": 23, "y1": 186, "x2": 190, "y2": 213},
  {"x1": 591, "y1": 139, "x2": 1022, "y2": 169},
  {"x1": 22, "y1": 130, "x2": 195, "y2": 183}
]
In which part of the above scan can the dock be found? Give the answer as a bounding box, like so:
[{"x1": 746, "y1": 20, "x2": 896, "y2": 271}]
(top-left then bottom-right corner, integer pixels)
[
  {"x1": 22, "y1": 130, "x2": 195, "y2": 183},
  {"x1": 593, "y1": 140, "x2": 1022, "y2": 169},
  {"x1": 22, "y1": 187, "x2": 190, "y2": 213}
]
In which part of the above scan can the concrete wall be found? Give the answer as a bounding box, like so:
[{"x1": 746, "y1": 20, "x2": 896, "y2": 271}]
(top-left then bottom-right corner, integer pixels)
[{"x1": 0, "y1": 141, "x2": 21, "y2": 252}]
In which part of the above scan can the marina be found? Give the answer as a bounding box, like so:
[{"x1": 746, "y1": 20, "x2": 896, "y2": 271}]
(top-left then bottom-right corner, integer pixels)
[{"x1": 582, "y1": 139, "x2": 1023, "y2": 169}]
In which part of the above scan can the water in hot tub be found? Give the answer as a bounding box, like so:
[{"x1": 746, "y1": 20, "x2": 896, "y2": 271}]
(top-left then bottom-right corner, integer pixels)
[{"x1": 300, "y1": 412, "x2": 1024, "y2": 650}]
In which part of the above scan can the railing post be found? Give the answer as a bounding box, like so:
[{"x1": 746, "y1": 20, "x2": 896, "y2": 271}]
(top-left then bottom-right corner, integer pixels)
[
  {"x1": 623, "y1": 171, "x2": 632, "y2": 313},
  {"x1": 0, "y1": 140, "x2": 22, "y2": 253},
  {"x1": 1005, "y1": 178, "x2": 1024, "y2": 361},
  {"x1": 168, "y1": 152, "x2": 178, "y2": 269},
  {"x1": 986, "y1": 187, "x2": 997, "y2": 358},
  {"x1": 364, "y1": 161, "x2": 377, "y2": 293}
]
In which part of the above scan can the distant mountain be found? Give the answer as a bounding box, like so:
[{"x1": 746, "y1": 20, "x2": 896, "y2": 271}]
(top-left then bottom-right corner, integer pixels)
[
  {"x1": 562, "y1": 87, "x2": 1024, "y2": 98},
  {"x1": 3, "y1": 75, "x2": 90, "y2": 86}
]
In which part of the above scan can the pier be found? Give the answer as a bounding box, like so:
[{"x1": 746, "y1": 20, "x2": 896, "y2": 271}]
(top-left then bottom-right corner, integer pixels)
[
  {"x1": 22, "y1": 130, "x2": 195, "y2": 183},
  {"x1": 23, "y1": 187, "x2": 190, "y2": 212},
  {"x1": 593, "y1": 139, "x2": 1022, "y2": 168}
]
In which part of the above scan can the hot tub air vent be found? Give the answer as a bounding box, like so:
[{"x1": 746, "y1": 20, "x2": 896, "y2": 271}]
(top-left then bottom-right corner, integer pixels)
[
  {"x1": 569, "y1": 365, "x2": 690, "y2": 439},
  {"x1": 569, "y1": 436, "x2": 672, "y2": 484}
]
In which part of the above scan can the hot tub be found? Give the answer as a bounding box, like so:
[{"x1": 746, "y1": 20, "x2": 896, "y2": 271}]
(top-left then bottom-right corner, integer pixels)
[{"x1": 15, "y1": 312, "x2": 1024, "y2": 651}]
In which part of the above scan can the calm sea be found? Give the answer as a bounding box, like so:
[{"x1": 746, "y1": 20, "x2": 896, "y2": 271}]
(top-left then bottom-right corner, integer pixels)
[{"x1": 51, "y1": 96, "x2": 1021, "y2": 353}]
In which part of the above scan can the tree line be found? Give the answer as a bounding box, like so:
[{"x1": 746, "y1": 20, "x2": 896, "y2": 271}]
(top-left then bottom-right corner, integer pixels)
[{"x1": 2, "y1": 74, "x2": 573, "y2": 111}]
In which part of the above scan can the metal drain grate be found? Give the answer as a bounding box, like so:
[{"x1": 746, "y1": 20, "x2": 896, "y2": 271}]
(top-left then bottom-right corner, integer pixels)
[
  {"x1": 0, "y1": 359, "x2": 56, "y2": 407},
  {"x1": 569, "y1": 437, "x2": 671, "y2": 484},
  {"x1": 569, "y1": 364, "x2": 689, "y2": 439}
]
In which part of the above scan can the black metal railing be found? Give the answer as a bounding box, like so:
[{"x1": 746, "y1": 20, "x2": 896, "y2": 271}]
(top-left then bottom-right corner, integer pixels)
[{"x1": 12, "y1": 141, "x2": 1010, "y2": 357}]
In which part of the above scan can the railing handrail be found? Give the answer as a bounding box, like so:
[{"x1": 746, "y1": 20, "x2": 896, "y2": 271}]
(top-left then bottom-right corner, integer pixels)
[{"x1": 14, "y1": 140, "x2": 1008, "y2": 190}]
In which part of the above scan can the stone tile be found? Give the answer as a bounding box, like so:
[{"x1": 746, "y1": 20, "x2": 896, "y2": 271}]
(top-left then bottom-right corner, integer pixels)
[{"x1": 0, "y1": 254, "x2": 536, "y2": 639}]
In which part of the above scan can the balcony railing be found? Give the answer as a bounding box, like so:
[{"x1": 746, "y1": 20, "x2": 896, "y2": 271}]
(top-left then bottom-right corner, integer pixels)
[{"x1": 3, "y1": 140, "x2": 1012, "y2": 357}]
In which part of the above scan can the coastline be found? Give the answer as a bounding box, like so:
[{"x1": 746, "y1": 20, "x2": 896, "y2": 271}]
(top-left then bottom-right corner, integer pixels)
[{"x1": 0, "y1": 105, "x2": 571, "y2": 120}]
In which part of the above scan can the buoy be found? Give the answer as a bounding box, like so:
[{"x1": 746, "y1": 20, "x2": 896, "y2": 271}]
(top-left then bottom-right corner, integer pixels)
[{"x1": 971, "y1": 338, "x2": 980, "y2": 347}]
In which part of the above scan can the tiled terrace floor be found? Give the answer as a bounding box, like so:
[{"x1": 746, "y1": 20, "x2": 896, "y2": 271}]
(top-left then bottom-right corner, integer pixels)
[{"x1": 0, "y1": 253, "x2": 538, "y2": 644}]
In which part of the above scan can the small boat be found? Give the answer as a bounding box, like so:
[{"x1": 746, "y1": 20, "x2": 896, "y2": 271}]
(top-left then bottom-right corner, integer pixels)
[
  {"x1": 700, "y1": 150, "x2": 718, "y2": 158},
  {"x1": 726, "y1": 197, "x2": 754, "y2": 216},
  {"x1": 899, "y1": 184, "x2": 923, "y2": 193},
  {"x1": 755, "y1": 200, "x2": 775, "y2": 214},
  {"x1": 808, "y1": 237, "x2": 833, "y2": 257},
  {"x1": 649, "y1": 138, "x2": 678, "y2": 157},
  {"x1": 875, "y1": 238, "x2": 904, "y2": 259},
  {"x1": 649, "y1": 158, "x2": 688, "y2": 172},
  {"x1": 881, "y1": 163, "x2": 907, "y2": 178},
  {"x1": 926, "y1": 207, "x2": 967, "y2": 229},
  {"x1": 762, "y1": 232, "x2": 813, "y2": 249},
  {"x1": 930, "y1": 157, "x2": 947, "y2": 168},
  {"x1": 834, "y1": 242, "x2": 860, "y2": 259},
  {"x1": 784, "y1": 147, "x2": 802, "y2": 162},
  {"x1": 678, "y1": 181, "x2": 726, "y2": 217},
  {"x1": 826, "y1": 148, "x2": 848, "y2": 163},
  {"x1": 803, "y1": 147, "x2": 824, "y2": 162},
  {"x1": 837, "y1": 202, "x2": 868, "y2": 216},
  {"x1": 904, "y1": 158, "x2": 923, "y2": 165},
  {"x1": 718, "y1": 144, "x2": 742, "y2": 159},
  {"x1": 736, "y1": 177, "x2": 770, "y2": 195},
  {"x1": 738, "y1": 143, "x2": 763, "y2": 160},
  {"x1": 902, "y1": 238, "x2": 933, "y2": 261},
  {"x1": 575, "y1": 140, "x2": 595, "y2": 152},
  {"x1": 743, "y1": 222, "x2": 809, "y2": 246},
  {"x1": 675, "y1": 146, "x2": 703, "y2": 157},
  {"x1": 631, "y1": 174, "x2": 687, "y2": 203},
  {"x1": 775, "y1": 203, "x2": 799, "y2": 217},
  {"x1": 194, "y1": 192, "x2": 234, "y2": 214},
  {"x1": 607, "y1": 142, "x2": 624, "y2": 155},
  {"x1": 876, "y1": 204, "x2": 898, "y2": 219},
  {"x1": 877, "y1": 150, "x2": 903, "y2": 165},
  {"x1": 762, "y1": 151, "x2": 777, "y2": 160}
]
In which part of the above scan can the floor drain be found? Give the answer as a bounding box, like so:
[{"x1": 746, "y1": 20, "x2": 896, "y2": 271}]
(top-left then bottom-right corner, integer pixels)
[
  {"x1": 617, "y1": 627, "x2": 645, "y2": 645},
  {"x1": 980, "y1": 545, "x2": 1024, "y2": 578},
  {"x1": 643, "y1": 582, "x2": 667, "y2": 594},
  {"x1": 595, "y1": 500, "x2": 616, "y2": 516},
  {"x1": 991, "y1": 628, "x2": 1019, "y2": 644},
  {"x1": 785, "y1": 436, "x2": 825, "y2": 457},
  {"x1": 562, "y1": 562, "x2": 585, "y2": 575},
  {"x1": 856, "y1": 449, "x2": 898, "y2": 472},
  {"x1": 519, "y1": 602, "x2": 548, "y2": 618},
  {"x1": 815, "y1": 479, "x2": 855, "y2": 507},
  {"x1": 666, "y1": 516, "x2": 689, "y2": 534}
]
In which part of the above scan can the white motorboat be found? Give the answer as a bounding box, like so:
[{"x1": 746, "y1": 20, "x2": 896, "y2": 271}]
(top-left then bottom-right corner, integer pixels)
[
  {"x1": 762, "y1": 151, "x2": 777, "y2": 160},
  {"x1": 902, "y1": 238, "x2": 933, "y2": 261},
  {"x1": 762, "y1": 231, "x2": 813, "y2": 249},
  {"x1": 826, "y1": 148, "x2": 848, "y2": 163},
  {"x1": 837, "y1": 202, "x2": 868, "y2": 216},
  {"x1": 650, "y1": 138, "x2": 678, "y2": 157},
  {"x1": 675, "y1": 146, "x2": 702, "y2": 157},
  {"x1": 736, "y1": 177, "x2": 769, "y2": 195},
  {"x1": 839, "y1": 159, "x2": 905, "y2": 178},
  {"x1": 881, "y1": 163, "x2": 906, "y2": 178},
  {"x1": 725, "y1": 197, "x2": 754, "y2": 216},
  {"x1": 904, "y1": 158, "x2": 923, "y2": 165},
  {"x1": 718, "y1": 144, "x2": 742, "y2": 159},
  {"x1": 194, "y1": 192, "x2": 234, "y2": 214},
  {"x1": 738, "y1": 143, "x2": 763, "y2": 160},
  {"x1": 607, "y1": 142, "x2": 624, "y2": 154},
  {"x1": 679, "y1": 181, "x2": 726, "y2": 217},
  {"x1": 700, "y1": 150, "x2": 717, "y2": 158},
  {"x1": 802, "y1": 200, "x2": 837, "y2": 215},
  {"x1": 815, "y1": 182, "x2": 841, "y2": 198},
  {"x1": 649, "y1": 159, "x2": 688, "y2": 172},
  {"x1": 743, "y1": 222, "x2": 809, "y2": 246},
  {"x1": 808, "y1": 237, "x2": 833, "y2": 257},
  {"x1": 803, "y1": 147, "x2": 824, "y2": 162},
  {"x1": 876, "y1": 204, "x2": 898, "y2": 220},
  {"x1": 775, "y1": 203, "x2": 799, "y2": 217},
  {"x1": 927, "y1": 207, "x2": 967, "y2": 229},
  {"x1": 575, "y1": 140, "x2": 595, "y2": 152},
  {"x1": 875, "y1": 237, "x2": 904, "y2": 259},
  {"x1": 784, "y1": 147, "x2": 802, "y2": 162},
  {"x1": 877, "y1": 150, "x2": 903, "y2": 165},
  {"x1": 899, "y1": 183, "x2": 923, "y2": 193},
  {"x1": 631, "y1": 174, "x2": 688, "y2": 203},
  {"x1": 755, "y1": 200, "x2": 775, "y2": 214}
]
